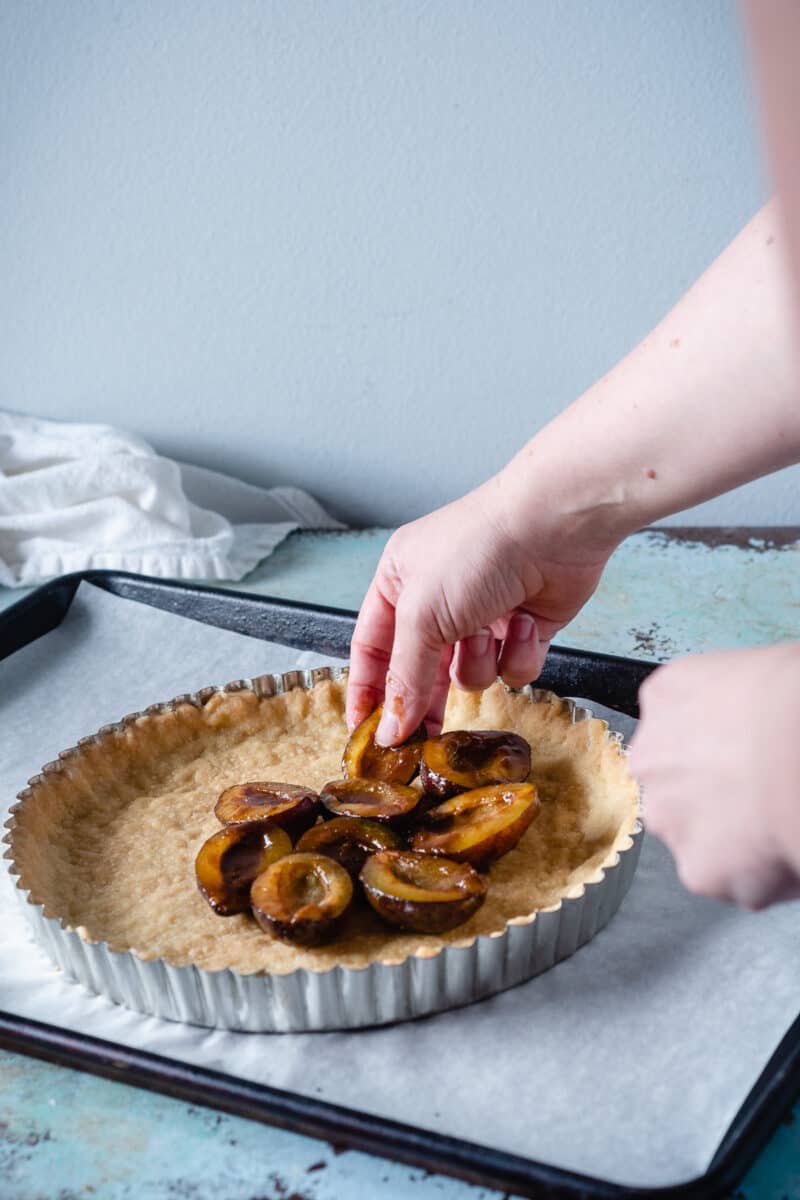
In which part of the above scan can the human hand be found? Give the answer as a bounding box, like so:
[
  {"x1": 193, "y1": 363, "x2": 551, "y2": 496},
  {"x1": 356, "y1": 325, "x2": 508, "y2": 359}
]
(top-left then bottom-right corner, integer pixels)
[
  {"x1": 346, "y1": 473, "x2": 615, "y2": 745},
  {"x1": 629, "y1": 642, "x2": 800, "y2": 909}
]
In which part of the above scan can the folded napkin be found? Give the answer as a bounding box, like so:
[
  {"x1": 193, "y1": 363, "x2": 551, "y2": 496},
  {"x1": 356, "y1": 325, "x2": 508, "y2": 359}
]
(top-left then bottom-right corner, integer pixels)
[{"x1": 0, "y1": 411, "x2": 344, "y2": 587}]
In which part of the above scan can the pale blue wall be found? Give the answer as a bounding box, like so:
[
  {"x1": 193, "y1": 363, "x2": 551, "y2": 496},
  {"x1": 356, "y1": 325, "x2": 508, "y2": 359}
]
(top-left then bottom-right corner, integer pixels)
[{"x1": 3, "y1": 0, "x2": 796, "y2": 526}]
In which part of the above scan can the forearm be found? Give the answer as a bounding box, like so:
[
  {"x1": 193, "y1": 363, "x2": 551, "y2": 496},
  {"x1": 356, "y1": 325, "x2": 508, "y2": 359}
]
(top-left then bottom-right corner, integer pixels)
[
  {"x1": 746, "y1": 4, "x2": 800, "y2": 340},
  {"x1": 500, "y1": 201, "x2": 800, "y2": 556}
]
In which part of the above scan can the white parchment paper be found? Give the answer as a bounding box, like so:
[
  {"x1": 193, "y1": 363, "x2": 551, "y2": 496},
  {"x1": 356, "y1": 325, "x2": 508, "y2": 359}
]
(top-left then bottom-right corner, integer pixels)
[{"x1": 1, "y1": 583, "x2": 798, "y2": 1189}]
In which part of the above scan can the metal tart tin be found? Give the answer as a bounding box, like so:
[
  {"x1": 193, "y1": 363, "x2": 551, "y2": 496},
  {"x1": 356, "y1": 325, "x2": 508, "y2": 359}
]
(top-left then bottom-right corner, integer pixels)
[{"x1": 4, "y1": 669, "x2": 643, "y2": 1032}]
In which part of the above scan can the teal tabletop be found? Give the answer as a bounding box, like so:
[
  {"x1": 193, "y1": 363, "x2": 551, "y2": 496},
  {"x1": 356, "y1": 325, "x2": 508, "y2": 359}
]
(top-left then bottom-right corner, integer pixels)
[{"x1": 2, "y1": 527, "x2": 799, "y2": 1200}]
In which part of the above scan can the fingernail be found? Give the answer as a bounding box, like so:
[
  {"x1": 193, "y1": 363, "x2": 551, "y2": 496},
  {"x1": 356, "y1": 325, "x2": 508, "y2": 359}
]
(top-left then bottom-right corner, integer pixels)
[
  {"x1": 510, "y1": 614, "x2": 536, "y2": 642},
  {"x1": 469, "y1": 628, "x2": 494, "y2": 656},
  {"x1": 376, "y1": 710, "x2": 400, "y2": 747}
]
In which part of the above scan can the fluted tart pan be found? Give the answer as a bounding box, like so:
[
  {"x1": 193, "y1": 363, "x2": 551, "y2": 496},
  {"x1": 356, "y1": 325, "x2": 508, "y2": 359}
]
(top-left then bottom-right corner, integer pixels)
[{"x1": 4, "y1": 668, "x2": 642, "y2": 1032}]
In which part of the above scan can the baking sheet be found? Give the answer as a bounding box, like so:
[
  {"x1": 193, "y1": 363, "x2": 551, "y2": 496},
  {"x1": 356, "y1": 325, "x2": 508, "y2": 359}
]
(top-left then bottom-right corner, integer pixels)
[{"x1": 1, "y1": 581, "x2": 798, "y2": 1190}]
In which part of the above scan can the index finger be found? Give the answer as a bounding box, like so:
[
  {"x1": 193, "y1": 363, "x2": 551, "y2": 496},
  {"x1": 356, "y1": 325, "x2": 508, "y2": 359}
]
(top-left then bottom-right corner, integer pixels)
[
  {"x1": 346, "y1": 580, "x2": 396, "y2": 731},
  {"x1": 375, "y1": 593, "x2": 447, "y2": 745}
]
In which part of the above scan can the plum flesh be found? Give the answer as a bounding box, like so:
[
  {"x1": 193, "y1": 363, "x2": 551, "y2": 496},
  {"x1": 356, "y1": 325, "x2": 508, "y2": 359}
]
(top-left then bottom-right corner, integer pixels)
[
  {"x1": 411, "y1": 782, "x2": 539, "y2": 868},
  {"x1": 250, "y1": 852, "x2": 354, "y2": 945},
  {"x1": 296, "y1": 816, "x2": 406, "y2": 879},
  {"x1": 320, "y1": 778, "x2": 423, "y2": 827},
  {"x1": 215, "y1": 782, "x2": 319, "y2": 840},
  {"x1": 360, "y1": 849, "x2": 486, "y2": 933},
  {"x1": 420, "y1": 730, "x2": 531, "y2": 799},
  {"x1": 195, "y1": 824, "x2": 292, "y2": 916},
  {"x1": 342, "y1": 707, "x2": 426, "y2": 784}
]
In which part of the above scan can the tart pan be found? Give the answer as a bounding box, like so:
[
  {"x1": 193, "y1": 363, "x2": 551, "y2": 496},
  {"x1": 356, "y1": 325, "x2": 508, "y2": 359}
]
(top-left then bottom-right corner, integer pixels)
[{"x1": 4, "y1": 668, "x2": 643, "y2": 1033}]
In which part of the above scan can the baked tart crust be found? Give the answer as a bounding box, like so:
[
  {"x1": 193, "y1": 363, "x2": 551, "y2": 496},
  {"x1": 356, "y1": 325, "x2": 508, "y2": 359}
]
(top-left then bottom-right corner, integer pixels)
[{"x1": 9, "y1": 677, "x2": 639, "y2": 976}]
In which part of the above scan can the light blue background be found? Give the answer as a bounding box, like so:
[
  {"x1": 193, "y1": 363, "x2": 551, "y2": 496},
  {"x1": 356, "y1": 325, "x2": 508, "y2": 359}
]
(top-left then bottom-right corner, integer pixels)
[{"x1": 4, "y1": 0, "x2": 798, "y2": 526}]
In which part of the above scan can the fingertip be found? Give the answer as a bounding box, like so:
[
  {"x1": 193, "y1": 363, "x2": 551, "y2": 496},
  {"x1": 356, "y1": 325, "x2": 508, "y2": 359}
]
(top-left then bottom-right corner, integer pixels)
[
  {"x1": 375, "y1": 661, "x2": 437, "y2": 745},
  {"x1": 536, "y1": 639, "x2": 551, "y2": 678},
  {"x1": 344, "y1": 694, "x2": 360, "y2": 733},
  {"x1": 422, "y1": 646, "x2": 453, "y2": 738},
  {"x1": 377, "y1": 605, "x2": 446, "y2": 743},
  {"x1": 375, "y1": 707, "x2": 400, "y2": 747},
  {"x1": 450, "y1": 628, "x2": 499, "y2": 692},
  {"x1": 498, "y1": 613, "x2": 546, "y2": 689},
  {"x1": 345, "y1": 682, "x2": 384, "y2": 734}
]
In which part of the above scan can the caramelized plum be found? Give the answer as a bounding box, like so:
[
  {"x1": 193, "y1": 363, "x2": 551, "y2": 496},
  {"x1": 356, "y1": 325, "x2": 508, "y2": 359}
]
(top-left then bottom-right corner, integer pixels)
[
  {"x1": 215, "y1": 782, "x2": 319, "y2": 840},
  {"x1": 250, "y1": 853, "x2": 353, "y2": 946},
  {"x1": 342, "y1": 707, "x2": 426, "y2": 784},
  {"x1": 411, "y1": 782, "x2": 539, "y2": 868},
  {"x1": 296, "y1": 817, "x2": 406, "y2": 879},
  {"x1": 420, "y1": 730, "x2": 531, "y2": 799},
  {"x1": 360, "y1": 850, "x2": 486, "y2": 933},
  {"x1": 195, "y1": 824, "x2": 292, "y2": 916},
  {"x1": 320, "y1": 778, "x2": 422, "y2": 827}
]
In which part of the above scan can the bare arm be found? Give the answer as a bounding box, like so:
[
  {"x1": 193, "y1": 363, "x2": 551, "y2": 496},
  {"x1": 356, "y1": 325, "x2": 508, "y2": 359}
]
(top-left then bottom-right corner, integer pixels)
[
  {"x1": 745, "y1": 2, "x2": 800, "y2": 336},
  {"x1": 499, "y1": 200, "x2": 800, "y2": 557},
  {"x1": 348, "y1": 201, "x2": 800, "y2": 745},
  {"x1": 347, "y1": 13, "x2": 800, "y2": 911}
]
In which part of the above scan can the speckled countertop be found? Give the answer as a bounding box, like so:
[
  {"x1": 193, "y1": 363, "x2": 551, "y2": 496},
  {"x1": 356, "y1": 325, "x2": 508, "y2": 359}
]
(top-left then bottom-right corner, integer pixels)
[{"x1": 1, "y1": 526, "x2": 799, "y2": 1200}]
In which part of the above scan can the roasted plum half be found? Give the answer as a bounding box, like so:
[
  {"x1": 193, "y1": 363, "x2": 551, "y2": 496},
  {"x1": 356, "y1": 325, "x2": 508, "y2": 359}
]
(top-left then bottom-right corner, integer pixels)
[
  {"x1": 420, "y1": 730, "x2": 531, "y2": 799},
  {"x1": 360, "y1": 850, "x2": 486, "y2": 933},
  {"x1": 296, "y1": 817, "x2": 406, "y2": 879},
  {"x1": 320, "y1": 778, "x2": 422, "y2": 827},
  {"x1": 250, "y1": 853, "x2": 354, "y2": 946},
  {"x1": 342, "y1": 707, "x2": 426, "y2": 784},
  {"x1": 411, "y1": 782, "x2": 539, "y2": 868},
  {"x1": 195, "y1": 824, "x2": 292, "y2": 916},
  {"x1": 215, "y1": 782, "x2": 319, "y2": 840}
]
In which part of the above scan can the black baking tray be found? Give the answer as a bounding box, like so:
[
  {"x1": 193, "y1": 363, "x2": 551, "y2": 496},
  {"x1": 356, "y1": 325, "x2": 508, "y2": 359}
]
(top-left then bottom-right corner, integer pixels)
[{"x1": 1, "y1": 569, "x2": 798, "y2": 1200}]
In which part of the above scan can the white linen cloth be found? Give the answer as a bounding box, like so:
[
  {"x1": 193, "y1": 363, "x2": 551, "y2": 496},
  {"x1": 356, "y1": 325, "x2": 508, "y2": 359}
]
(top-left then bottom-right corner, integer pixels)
[{"x1": 0, "y1": 411, "x2": 343, "y2": 586}]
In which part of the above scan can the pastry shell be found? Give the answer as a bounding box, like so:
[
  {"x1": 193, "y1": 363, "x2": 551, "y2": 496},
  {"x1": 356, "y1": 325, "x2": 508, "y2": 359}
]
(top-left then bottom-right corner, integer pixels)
[{"x1": 4, "y1": 668, "x2": 642, "y2": 1032}]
